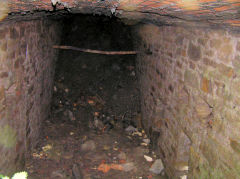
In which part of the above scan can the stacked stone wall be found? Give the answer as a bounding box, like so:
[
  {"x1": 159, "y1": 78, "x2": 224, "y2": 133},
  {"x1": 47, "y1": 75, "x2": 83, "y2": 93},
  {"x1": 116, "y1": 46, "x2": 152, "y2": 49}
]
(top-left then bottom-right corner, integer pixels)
[
  {"x1": 136, "y1": 24, "x2": 240, "y2": 178},
  {"x1": 0, "y1": 19, "x2": 61, "y2": 175}
]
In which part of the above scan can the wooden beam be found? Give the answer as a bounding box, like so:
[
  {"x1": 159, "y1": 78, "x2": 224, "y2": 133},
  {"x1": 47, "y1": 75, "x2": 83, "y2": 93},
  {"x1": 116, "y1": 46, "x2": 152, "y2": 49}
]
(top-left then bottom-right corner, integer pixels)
[{"x1": 53, "y1": 45, "x2": 138, "y2": 55}]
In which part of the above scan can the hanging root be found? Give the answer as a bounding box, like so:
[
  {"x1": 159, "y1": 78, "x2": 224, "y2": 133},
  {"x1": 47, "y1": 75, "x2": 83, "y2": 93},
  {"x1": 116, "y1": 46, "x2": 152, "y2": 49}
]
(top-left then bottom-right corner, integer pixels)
[{"x1": 53, "y1": 45, "x2": 139, "y2": 55}]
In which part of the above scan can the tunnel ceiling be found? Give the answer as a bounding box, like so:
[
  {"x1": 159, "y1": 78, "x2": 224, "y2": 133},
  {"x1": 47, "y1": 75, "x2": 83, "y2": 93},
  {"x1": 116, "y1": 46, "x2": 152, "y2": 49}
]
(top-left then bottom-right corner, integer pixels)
[{"x1": 2, "y1": 0, "x2": 240, "y2": 28}]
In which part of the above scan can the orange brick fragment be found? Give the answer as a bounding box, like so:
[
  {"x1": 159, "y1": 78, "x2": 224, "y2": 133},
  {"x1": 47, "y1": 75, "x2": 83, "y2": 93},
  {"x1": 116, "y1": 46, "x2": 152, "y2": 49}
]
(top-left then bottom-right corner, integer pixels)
[
  {"x1": 214, "y1": 6, "x2": 230, "y2": 11},
  {"x1": 97, "y1": 163, "x2": 123, "y2": 173},
  {"x1": 227, "y1": 20, "x2": 240, "y2": 24},
  {"x1": 199, "y1": 0, "x2": 217, "y2": 2},
  {"x1": 98, "y1": 164, "x2": 111, "y2": 173},
  {"x1": 111, "y1": 164, "x2": 124, "y2": 171},
  {"x1": 226, "y1": 0, "x2": 240, "y2": 2}
]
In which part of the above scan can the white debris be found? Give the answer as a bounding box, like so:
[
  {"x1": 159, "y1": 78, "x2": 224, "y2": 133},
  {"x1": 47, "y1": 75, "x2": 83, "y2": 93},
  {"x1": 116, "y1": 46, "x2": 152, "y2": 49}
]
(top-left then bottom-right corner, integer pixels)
[
  {"x1": 144, "y1": 155, "x2": 153, "y2": 162},
  {"x1": 149, "y1": 159, "x2": 164, "y2": 174},
  {"x1": 130, "y1": 71, "x2": 136, "y2": 76},
  {"x1": 70, "y1": 132, "x2": 74, "y2": 136},
  {"x1": 132, "y1": 131, "x2": 142, "y2": 137},
  {"x1": 113, "y1": 147, "x2": 118, "y2": 151},
  {"x1": 180, "y1": 175, "x2": 187, "y2": 179},
  {"x1": 179, "y1": 166, "x2": 189, "y2": 171},
  {"x1": 143, "y1": 138, "x2": 150, "y2": 144},
  {"x1": 110, "y1": 8, "x2": 116, "y2": 14},
  {"x1": 125, "y1": 125, "x2": 137, "y2": 133},
  {"x1": 117, "y1": 151, "x2": 127, "y2": 160},
  {"x1": 61, "y1": 2, "x2": 69, "y2": 8},
  {"x1": 64, "y1": 88, "x2": 69, "y2": 93},
  {"x1": 54, "y1": 86, "x2": 57, "y2": 92},
  {"x1": 141, "y1": 143, "x2": 148, "y2": 146},
  {"x1": 42, "y1": 144, "x2": 52, "y2": 152},
  {"x1": 51, "y1": 0, "x2": 60, "y2": 6}
]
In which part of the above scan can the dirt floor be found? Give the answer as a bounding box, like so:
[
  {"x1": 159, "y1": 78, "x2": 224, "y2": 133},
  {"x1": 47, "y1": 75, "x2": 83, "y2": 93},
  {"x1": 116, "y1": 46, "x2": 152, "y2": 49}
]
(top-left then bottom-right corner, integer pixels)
[{"x1": 25, "y1": 15, "x2": 168, "y2": 179}]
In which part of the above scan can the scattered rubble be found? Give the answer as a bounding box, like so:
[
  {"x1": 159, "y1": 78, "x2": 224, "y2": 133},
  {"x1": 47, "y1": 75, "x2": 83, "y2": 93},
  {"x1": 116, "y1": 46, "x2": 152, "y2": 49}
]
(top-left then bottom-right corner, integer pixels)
[{"x1": 26, "y1": 28, "x2": 169, "y2": 178}]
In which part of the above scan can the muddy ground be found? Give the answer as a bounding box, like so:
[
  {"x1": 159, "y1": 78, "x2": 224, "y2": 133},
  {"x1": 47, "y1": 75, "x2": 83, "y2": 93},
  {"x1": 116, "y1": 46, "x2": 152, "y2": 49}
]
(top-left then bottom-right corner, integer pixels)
[{"x1": 26, "y1": 15, "x2": 167, "y2": 179}]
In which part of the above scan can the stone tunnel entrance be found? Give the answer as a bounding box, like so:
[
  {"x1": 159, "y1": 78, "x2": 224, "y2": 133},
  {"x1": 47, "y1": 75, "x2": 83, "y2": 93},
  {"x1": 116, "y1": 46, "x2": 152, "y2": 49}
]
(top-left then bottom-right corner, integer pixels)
[
  {"x1": 1, "y1": 2, "x2": 240, "y2": 178},
  {"x1": 32, "y1": 15, "x2": 147, "y2": 178}
]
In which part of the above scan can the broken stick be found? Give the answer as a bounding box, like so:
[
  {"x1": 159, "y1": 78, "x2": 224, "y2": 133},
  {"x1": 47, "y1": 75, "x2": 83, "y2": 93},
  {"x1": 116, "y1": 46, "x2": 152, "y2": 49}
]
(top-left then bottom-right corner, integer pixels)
[{"x1": 53, "y1": 45, "x2": 138, "y2": 55}]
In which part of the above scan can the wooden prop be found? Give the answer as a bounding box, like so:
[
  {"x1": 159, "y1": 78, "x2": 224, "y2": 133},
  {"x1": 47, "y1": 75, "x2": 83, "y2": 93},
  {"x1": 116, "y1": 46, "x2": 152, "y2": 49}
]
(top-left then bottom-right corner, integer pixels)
[{"x1": 53, "y1": 45, "x2": 139, "y2": 55}]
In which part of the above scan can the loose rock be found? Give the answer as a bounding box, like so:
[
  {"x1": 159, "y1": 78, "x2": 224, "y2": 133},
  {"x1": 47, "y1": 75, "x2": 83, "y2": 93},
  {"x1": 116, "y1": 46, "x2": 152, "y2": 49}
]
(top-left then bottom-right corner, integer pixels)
[
  {"x1": 180, "y1": 175, "x2": 187, "y2": 179},
  {"x1": 125, "y1": 125, "x2": 137, "y2": 133},
  {"x1": 143, "y1": 138, "x2": 150, "y2": 145},
  {"x1": 144, "y1": 155, "x2": 153, "y2": 162},
  {"x1": 149, "y1": 159, "x2": 164, "y2": 174},
  {"x1": 122, "y1": 162, "x2": 136, "y2": 172},
  {"x1": 80, "y1": 140, "x2": 96, "y2": 152},
  {"x1": 117, "y1": 151, "x2": 127, "y2": 160}
]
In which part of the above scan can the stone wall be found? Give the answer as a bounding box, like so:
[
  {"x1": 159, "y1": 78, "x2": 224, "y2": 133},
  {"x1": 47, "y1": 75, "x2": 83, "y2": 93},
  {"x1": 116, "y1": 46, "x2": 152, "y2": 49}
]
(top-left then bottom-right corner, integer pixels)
[
  {"x1": 135, "y1": 24, "x2": 240, "y2": 178},
  {"x1": 0, "y1": 19, "x2": 61, "y2": 175}
]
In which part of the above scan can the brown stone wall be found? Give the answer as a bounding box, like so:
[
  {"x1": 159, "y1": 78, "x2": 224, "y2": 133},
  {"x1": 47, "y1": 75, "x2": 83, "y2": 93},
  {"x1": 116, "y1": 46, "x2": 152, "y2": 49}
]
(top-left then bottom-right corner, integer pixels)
[
  {"x1": 0, "y1": 19, "x2": 61, "y2": 175},
  {"x1": 135, "y1": 24, "x2": 240, "y2": 178}
]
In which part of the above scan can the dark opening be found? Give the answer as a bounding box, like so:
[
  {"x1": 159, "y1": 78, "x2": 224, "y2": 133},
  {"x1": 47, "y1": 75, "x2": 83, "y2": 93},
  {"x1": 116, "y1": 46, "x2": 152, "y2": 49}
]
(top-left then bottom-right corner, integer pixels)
[{"x1": 25, "y1": 15, "x2": 164, "y2": 179}]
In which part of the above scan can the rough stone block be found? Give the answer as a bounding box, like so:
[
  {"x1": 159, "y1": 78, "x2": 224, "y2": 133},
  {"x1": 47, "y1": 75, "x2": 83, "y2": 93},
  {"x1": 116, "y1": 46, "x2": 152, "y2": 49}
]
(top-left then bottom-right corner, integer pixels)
[
  {"x1": 217, "y1": 63, "x2": 233, "y2": 78},
  {"x1": 184, "y1": 69, "x2": 199, "y2": 88},
  {"x1": 124, "y1": 23, "x2": 240, "y2": 178},
  {"x1": 175, "y1": 36, "x2": 184, "y2": 45},
  {"x1": 210, "y1": 39, "x2": 221, "y2": 50},
  {"x1": 199, "y1": 37, "x2": 208, "y2": 45},
  {"x1": 218, "y1": 44, "x2": 233, "y2": 63},
  {"x1": 188, "y1": 42, "x2": 201, "y2": 61}
]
